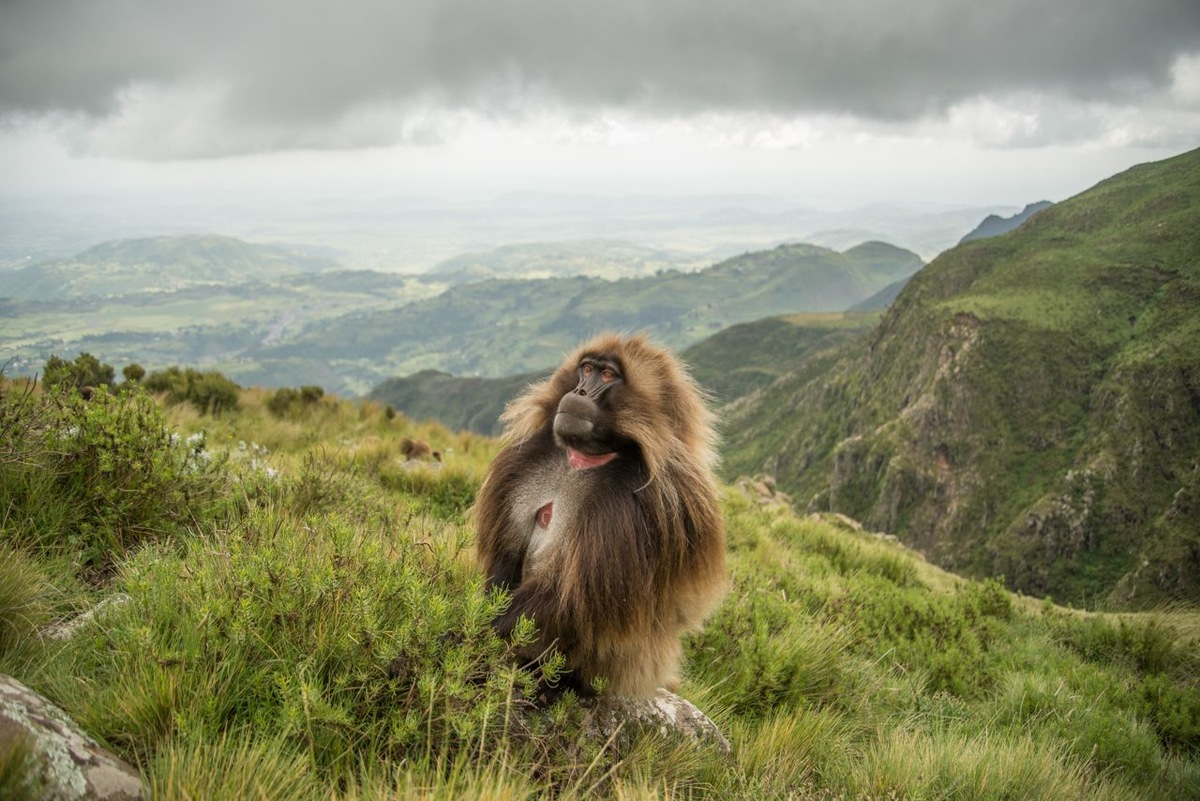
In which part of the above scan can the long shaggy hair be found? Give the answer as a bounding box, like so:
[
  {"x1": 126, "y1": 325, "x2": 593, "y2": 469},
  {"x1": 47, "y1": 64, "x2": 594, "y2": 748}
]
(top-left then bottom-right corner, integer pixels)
[{"x1": 475, "y1": 333, "x2": 727, "y2": 697}]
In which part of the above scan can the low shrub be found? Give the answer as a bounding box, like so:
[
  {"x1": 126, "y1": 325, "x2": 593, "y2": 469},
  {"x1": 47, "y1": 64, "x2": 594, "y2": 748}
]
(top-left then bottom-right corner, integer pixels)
[
  {"x1": 41, "y1": 352, "x2": 115, "y2": 392},
  {"x1": 1140, "y1": 673, "x2": 1200, "y2": 755},
  {"x1": 1, "y1": 382, "x2": 227, "y2": 572},
  {"x1": 144, "y1": 366, "x2": 240, "y2": 414},
  {"x1": 267, "y1": 385, "x2": 326, "y2": 419}
]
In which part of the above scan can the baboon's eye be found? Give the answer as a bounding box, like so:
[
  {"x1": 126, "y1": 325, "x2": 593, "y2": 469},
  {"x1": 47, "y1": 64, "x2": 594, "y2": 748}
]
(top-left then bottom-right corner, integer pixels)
[
  {"x1": 600, "y1": 368, "x2": 616, "y2": 383},
  {"x1": 581, "y1": 363, "x2": 593, "y2": 377}
]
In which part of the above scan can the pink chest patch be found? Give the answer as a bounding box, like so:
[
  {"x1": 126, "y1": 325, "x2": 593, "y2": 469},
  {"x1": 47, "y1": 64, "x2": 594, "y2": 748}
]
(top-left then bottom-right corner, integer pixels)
[
  {"x1": 566, "y1": 448, "x2": 617, "y2": 470},
  {"x1": 536, "y1": 502, "x2": 553, "y2": 529}
]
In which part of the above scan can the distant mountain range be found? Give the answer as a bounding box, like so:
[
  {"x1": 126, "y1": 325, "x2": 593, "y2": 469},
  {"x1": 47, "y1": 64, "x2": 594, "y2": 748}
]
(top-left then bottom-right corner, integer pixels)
[
  {"x1": 0, "y1": 232, "x2": 923, "y2": 396},
  {"x1": 367, "y1": 368, "x2": 540, "y2": 437},
  {"x1": 0, "y1": 235, "x2": 337, "y2": 301},
  {"x1": 426, "y1": 239, "x2": 715, "y2": 284},
  {"x1": 0, "y1": 192, "x2": 1009, "y2": 272},
  {"x1": 833, "y1": 200, "x2": 1055, "y2": 314},
  {"x1": 720, "y1": 148, "x2": 1200, "y2": 608},
  {"x1": 958, "y1": 201, "x2": 1053, "y2": 244},
  {"x1": 0, "y1": 235, "x2": 432, "y2": 388},
  {"x1": 252, "y1": 240, "x2": 923, "y2": 389},
  {"x1": 365, "y1": 311, "x2": 881, "y2": 435}
]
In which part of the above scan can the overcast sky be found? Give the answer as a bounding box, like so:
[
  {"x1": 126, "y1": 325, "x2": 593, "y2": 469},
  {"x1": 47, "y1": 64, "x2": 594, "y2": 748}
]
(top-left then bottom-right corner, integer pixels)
[{"x1": 2, "y1": 0, "x2": 1199, "y2": 206}]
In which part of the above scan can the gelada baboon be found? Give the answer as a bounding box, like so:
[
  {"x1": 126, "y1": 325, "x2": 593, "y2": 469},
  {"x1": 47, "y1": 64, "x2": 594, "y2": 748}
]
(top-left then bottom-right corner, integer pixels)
[
  {"x1": 475, "y1": 333, "x2": 727, "y2": 698},
  {"x1": 400, "y1": 437, "x2": 440, "y2": 461}
]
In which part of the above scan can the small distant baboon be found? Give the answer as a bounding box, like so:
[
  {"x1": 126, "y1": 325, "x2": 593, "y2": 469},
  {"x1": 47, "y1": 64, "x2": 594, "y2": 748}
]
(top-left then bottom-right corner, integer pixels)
[
  {"x1": 475, "y1": 333, "x2": 727, "y2": 698},
  {"x1": 400, "y1": 437, "x2": 436, "y2": 461}
]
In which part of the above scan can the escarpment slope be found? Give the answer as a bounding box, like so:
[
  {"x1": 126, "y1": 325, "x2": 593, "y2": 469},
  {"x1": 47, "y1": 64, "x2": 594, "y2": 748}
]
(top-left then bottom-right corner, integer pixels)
[{"x1": 723, "y1": 147, "x2": 1200, "y2": 608}]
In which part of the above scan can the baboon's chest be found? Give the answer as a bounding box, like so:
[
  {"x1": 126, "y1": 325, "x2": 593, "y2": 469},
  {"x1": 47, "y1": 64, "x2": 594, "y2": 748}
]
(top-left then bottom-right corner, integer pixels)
[{"x1": 514, "y1": 458, "x2": 591, "y2": 579}]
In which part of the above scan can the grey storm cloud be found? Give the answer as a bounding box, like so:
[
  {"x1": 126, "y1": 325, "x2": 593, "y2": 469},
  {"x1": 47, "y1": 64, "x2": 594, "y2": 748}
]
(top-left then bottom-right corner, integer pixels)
[{"x1": 3, "y1": 0, "x2": 1199, "y2": 153}]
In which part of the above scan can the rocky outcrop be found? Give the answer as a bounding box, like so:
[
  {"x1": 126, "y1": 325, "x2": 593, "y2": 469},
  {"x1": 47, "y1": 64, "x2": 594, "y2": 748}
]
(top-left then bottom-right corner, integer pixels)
[
  {"x1": 588, "y1": 690, "x2": 731, "y2": 754},
  {"x1": 0, "y1": 675, "x2": 145, "y2": 800},
  {"x1": 42, "y1": 595, "x2": 130, "y2": 642},
  {"x1": 736, "y1": 474, "x2": 793, "y2": 512}
]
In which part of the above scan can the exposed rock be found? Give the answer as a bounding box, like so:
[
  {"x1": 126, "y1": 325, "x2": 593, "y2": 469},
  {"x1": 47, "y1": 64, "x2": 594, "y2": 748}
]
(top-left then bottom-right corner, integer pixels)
[
  {"x1": 0, "y1": 675, "x2": 145, "y2": 800},
  {"x1": 588, "y1": 689, "x2": 731, "y2": 754},
  {"x1": 818, "y1": 512, "x2": 864, "y2": 532},
  {"x1": 42, "y1": 595, "x2": 130, "y2": 641},
  {"x1": 736, "y1": 473, "x2": 792, "y2": 511}
]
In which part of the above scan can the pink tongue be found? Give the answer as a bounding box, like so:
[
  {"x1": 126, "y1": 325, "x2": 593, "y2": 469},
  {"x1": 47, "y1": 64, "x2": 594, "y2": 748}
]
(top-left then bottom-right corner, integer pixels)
[{"x1": 567, "y1": 448, "x2": 617, "y2": 470}]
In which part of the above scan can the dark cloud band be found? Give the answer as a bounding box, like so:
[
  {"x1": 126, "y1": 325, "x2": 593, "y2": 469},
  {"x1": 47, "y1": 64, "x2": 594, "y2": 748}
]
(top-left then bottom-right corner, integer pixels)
[{"x1": 3, "y1": 0, "x2": 1197, "y2": 147}]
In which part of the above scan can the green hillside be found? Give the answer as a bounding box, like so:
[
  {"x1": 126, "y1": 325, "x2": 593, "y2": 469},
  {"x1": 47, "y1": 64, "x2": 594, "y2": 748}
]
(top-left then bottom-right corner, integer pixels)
[
  {"x1": 2, "y1": 377, "x2": 1197, "y2": 799},
  {"x1": 366, "y1": 368, "x2": 544, "y2": 436},
  {"x1": 683, "y1": 312, "x2": 880, "y2": 404},
  {"x1": 723, "y1": 147, "x2": 1200, "y2": 609},
  {"x1": 262, "y1": 241, "x2": 922, "y2": 388}
]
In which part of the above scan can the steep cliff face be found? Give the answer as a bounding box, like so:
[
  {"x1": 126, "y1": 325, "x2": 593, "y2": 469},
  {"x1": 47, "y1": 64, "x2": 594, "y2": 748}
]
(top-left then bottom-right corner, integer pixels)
[{"x1": 723, "y1": 148, "x2": 1200, "y2": 607}]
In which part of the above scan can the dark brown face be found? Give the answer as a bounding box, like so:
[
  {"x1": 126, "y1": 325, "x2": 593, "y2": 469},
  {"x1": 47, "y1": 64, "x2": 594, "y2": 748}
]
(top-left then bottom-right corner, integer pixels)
[{"x1": 553, "y1": 355, "x2": 623, "y2": 454}]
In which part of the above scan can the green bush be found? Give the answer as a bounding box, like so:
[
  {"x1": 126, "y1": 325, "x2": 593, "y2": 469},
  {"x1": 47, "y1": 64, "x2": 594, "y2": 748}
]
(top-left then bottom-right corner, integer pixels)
[
  {"x1": 1, "y1": 383, "x2": 227, "y2": 571},
  {"x1": 42, "y1": 353, "x2": 115, "y2": 392},
  {"x1": 267, "y1": 385, "x2": 326, "y2": 419},
  {"x1": 144, "y1": 366, "x2": 240, "y2": 414},
  {"x1": 849, "y1": 575, "x2": 1011, "y2": 698},
  {"x1": 286, "y1": 447, "x2": 353, "y2": 517},
  {"x1": 1048, "y1": 611, "x2": 1194, "y2": 679},
  {"x1": 1141, "y1": 674, "x2": 1200, "y2": 755},
  {"x1": 688, "y1": 587, "x2": 849, "y2": 717}
]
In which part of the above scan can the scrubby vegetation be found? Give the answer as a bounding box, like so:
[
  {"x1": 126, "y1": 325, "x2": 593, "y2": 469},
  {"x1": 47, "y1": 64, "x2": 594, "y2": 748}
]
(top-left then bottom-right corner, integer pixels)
[
  {"x1": 41, "y1": 352, "x2": 117, "y2": 392},
  {"x1": 1, "y1": 374, "x2": 1198, "y2": 799}
]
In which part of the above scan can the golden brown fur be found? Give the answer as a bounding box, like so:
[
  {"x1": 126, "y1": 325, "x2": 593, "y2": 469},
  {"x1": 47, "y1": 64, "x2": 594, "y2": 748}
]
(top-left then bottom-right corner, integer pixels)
[
  {"x1": 475, "y1": 333, "x2": 727, "y2": 698},
  {"x1": 400, "y1": 437, "x2": 434, "y2": 460}
]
